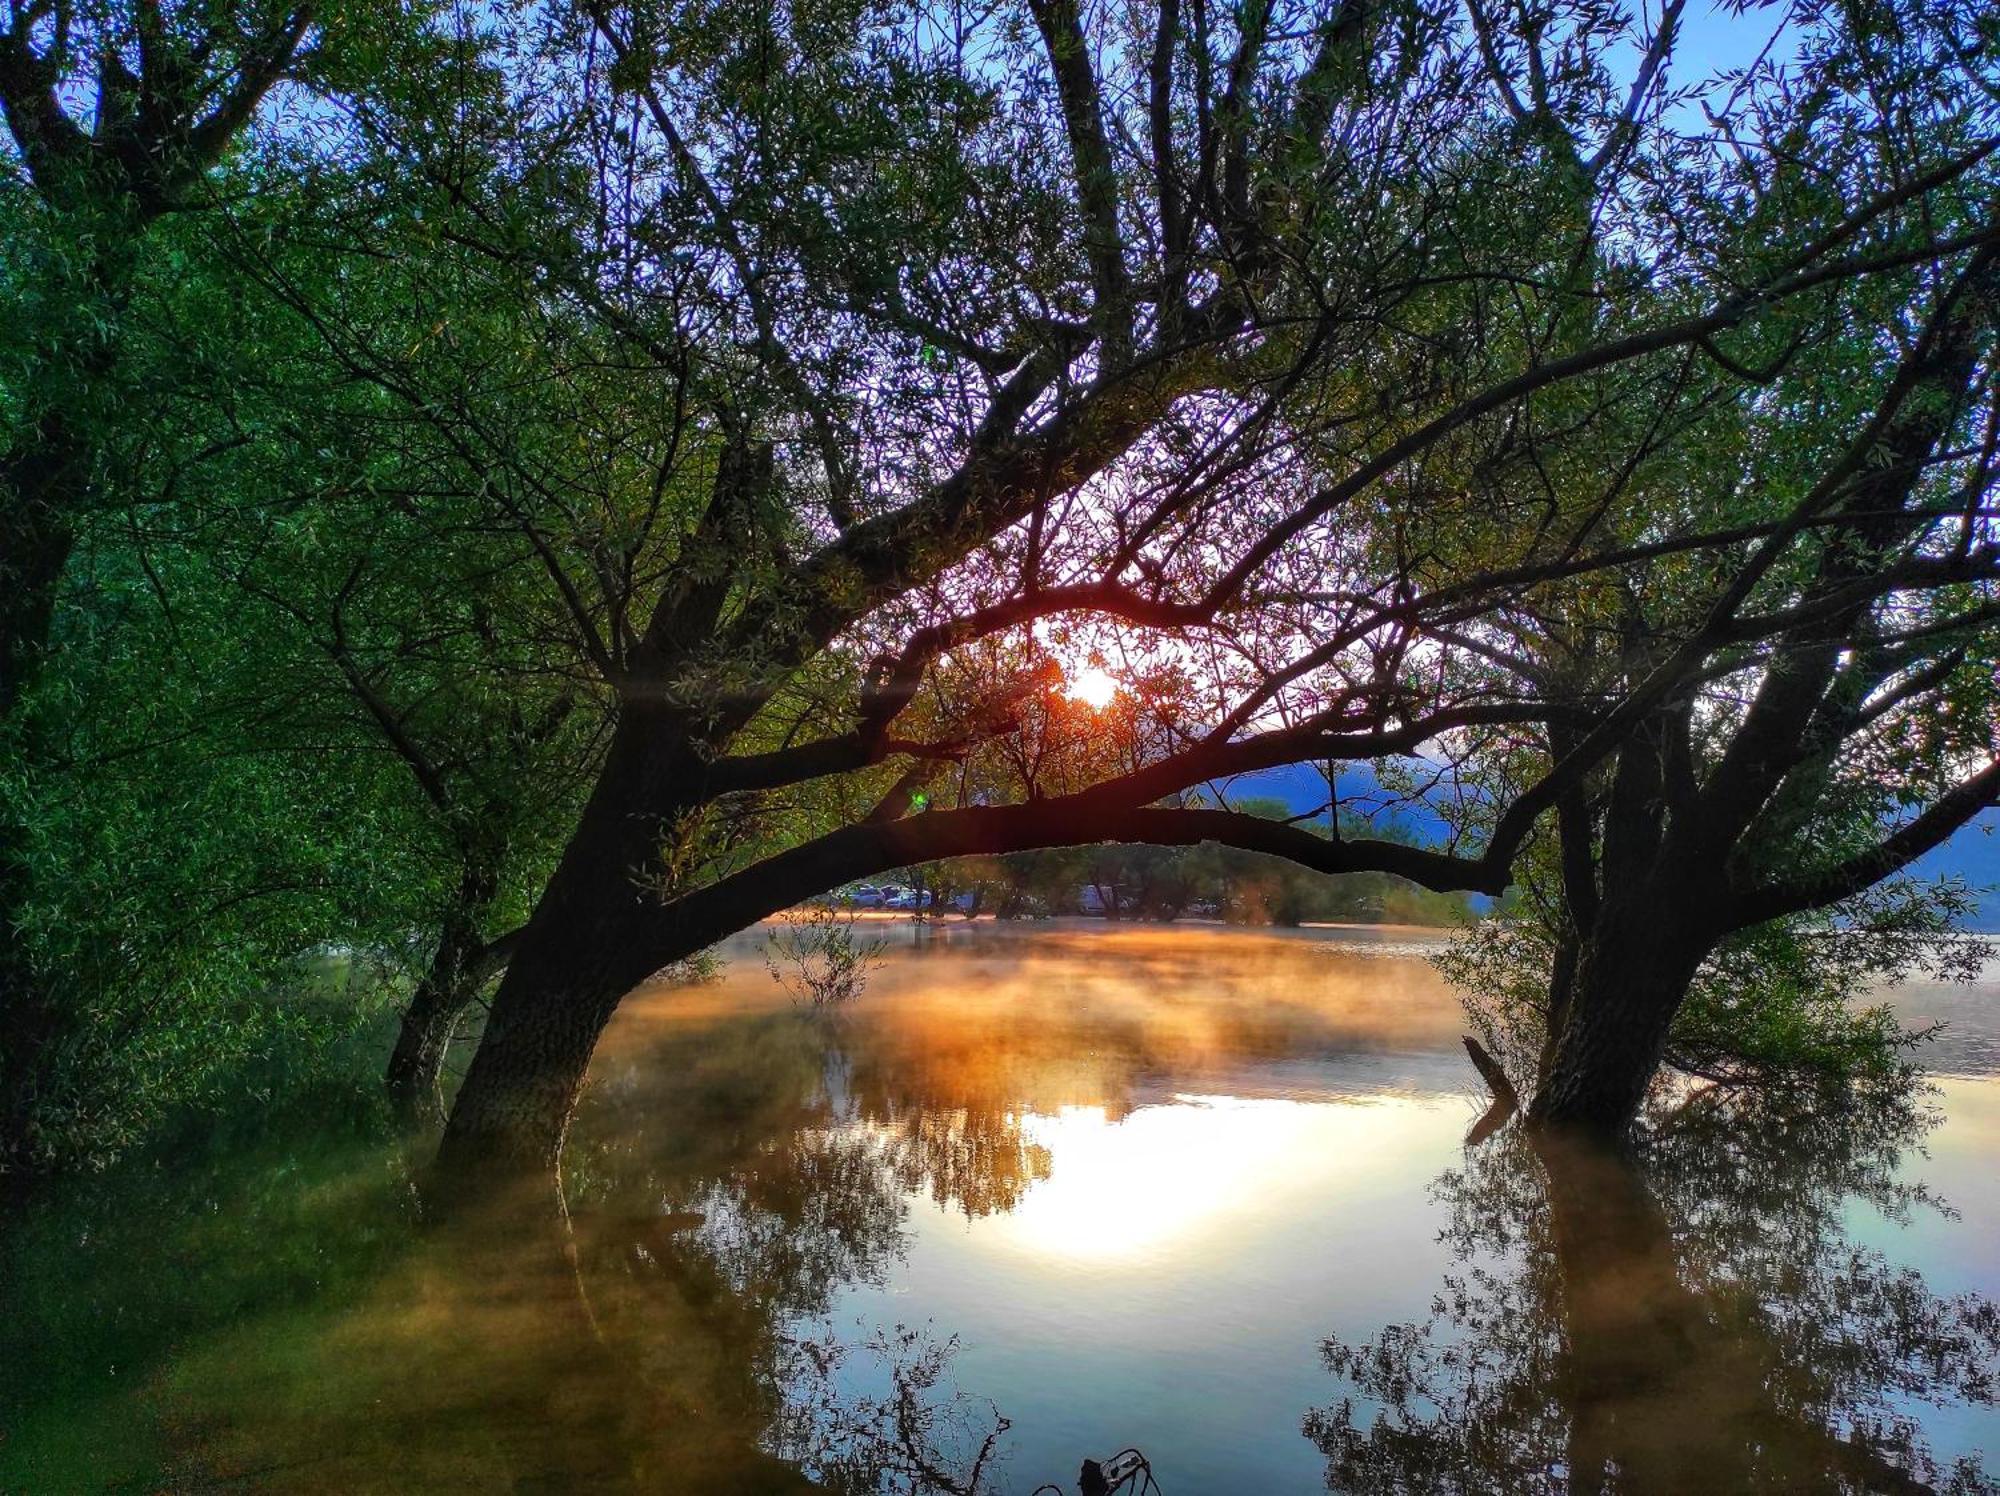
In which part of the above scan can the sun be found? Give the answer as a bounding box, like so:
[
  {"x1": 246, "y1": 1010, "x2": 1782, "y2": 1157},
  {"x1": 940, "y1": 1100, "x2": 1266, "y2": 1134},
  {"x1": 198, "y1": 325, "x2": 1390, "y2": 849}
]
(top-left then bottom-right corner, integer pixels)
[{"x1": 1065, "y1": 666, "x2": 1119, "y2": 709}]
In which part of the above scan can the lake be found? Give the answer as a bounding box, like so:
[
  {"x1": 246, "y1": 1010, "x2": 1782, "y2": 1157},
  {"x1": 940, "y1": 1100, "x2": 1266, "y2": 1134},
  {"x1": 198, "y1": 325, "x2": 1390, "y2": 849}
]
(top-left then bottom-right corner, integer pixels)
[{"x1": 4, "y1": 921, "x2": 1996, "y2": 1492}]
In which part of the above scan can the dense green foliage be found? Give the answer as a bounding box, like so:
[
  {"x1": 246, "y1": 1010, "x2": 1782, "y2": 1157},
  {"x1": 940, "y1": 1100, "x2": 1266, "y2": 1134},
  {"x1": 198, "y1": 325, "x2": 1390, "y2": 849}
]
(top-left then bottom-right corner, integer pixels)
[{"x1": 0, "y1": 5, "x2": 661, "y2": 1163}]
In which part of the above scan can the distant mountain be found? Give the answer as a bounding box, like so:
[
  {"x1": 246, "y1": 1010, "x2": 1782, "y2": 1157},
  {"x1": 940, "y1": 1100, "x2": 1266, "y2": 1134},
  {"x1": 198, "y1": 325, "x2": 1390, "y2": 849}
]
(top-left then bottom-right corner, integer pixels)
[
  {"x1": 1907, "y1": 811, "x2": 2000, "y2": 931},
  {"x1": 1232, "y1": 766, "x2": 2000, "y2": 932},
  {"x1": 1226, "y1": 761, "x2": 1450, "y2": 838}
]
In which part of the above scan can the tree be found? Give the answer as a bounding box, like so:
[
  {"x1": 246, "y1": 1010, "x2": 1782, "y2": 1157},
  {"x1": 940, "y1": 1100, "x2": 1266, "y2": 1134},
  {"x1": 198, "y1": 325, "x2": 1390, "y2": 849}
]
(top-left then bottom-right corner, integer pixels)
[
  {"x1": 174, "y1": 130, "x2": 640, "y2": 1121},
  {"x1": 0, "y1": 533, "x2": 423, "y2": 1167},
  {"x1": 949, "y1": 795, "x2": 1478, "y2": 925},
  {"x1": 1333, "y1": 0, "x2": 2000, "y2": 1138},
  {"x1": 10, "y1": 0, "x2": 1988, "y2": 1185},
  {"x1": 387, "y1": 0, "x2": 1998, "y2": 1193},
  {"x1": 0, "y1": 0, "x2": 443, "y2": 1170},
  {"x1": 0, "y1": 0, "x2": 325, "y2": 712},
  {"x1": 1520, "y1": 264, "x2": 2000, "y2": 1132},
  {"x1": 219, "y1": 508, "x2": 604, "y2": 1122}
]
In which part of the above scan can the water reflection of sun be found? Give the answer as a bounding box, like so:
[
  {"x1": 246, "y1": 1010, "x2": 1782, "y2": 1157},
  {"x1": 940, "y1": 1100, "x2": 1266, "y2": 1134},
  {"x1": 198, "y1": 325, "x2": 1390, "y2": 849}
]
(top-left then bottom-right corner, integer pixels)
[
  {"x1": 1065, "y1": 666, "x2": 1119, "y2": 709},
  {"x1": 983, "y1": 1097, "x2": 1444, "y2": 1267}
]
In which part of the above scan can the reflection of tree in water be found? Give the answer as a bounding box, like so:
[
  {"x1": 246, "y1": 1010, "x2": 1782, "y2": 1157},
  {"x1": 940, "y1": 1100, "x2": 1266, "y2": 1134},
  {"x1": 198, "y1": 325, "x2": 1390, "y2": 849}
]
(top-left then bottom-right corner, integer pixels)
[
  {"x1": 845, "y1": 1037, "x2": 1055, "y2": 1222},
  {"x1": 773, "y1": 1325, "x2": 1013, "y2": 1495},
  {"x1": 865, "y1": 1101, "x2": 1054, "y2": 1220},
  {"x1": 545, "y1": 932, "x2": 1460, "y2": 1492},
  {"x1": 557, "y1": 1008, "x2": 1026, "y2": 1491},
  {"x1": 1308, "y1": 1088, "x2": 2000, "y2": 1493}
]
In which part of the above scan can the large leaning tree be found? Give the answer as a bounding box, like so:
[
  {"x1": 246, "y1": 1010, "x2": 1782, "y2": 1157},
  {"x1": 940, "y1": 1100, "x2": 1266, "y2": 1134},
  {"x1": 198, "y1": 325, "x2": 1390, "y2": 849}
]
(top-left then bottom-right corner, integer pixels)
[
  {"x1": 212, "y1": 0, "x2": 1984, "y2": 1194},
  {"x1": 4, "y1": 0, "x2": 1991, "y2": 1182}
]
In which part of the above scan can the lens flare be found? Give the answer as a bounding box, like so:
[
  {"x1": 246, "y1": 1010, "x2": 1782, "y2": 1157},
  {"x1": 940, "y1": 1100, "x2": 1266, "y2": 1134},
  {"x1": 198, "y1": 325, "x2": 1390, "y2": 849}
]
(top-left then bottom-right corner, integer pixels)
[{"x1": 1065, "y1": 667, "x2": 1119, "y2": 709}]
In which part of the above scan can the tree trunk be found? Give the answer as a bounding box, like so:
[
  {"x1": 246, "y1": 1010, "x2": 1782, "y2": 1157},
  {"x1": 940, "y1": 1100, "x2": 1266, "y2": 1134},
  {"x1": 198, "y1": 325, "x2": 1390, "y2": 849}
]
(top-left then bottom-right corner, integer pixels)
[
  {"x1": 0, "y1": 247, "x2": 139, "y2": 1179},
  {"x1": 384, "y1": 865, "x2": 504, "y2": 1126},
  {"x1": 431, "y1": 719, "x2": 704, "y2": 1203},
  {"x1": 384, "y1": 966, "x2": 472, "y2": 1127},
  {"x1": 1, "y1": 233, "x2": 134, "y2": 722},
  {"x1": 0, "y1": 463, "x2": 78, "y2": 723},
  {"x1": 0, "y1": 435, "x2": 86, "y2": 1176},
  {"x1": 1536, "y1": 931, "x2": 1581, "y2": 1087},
  {"x1": 1527, "y1": 904, "x2": 1709, "y2": 1140}
]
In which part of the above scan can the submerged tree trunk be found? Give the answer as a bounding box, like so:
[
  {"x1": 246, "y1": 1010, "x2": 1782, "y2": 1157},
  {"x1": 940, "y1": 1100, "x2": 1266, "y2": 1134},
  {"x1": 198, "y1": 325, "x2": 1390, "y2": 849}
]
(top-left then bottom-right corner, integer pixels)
[
  {"x1": 430, "y1": 896, "x2": 677, "y2": 1198},
  {"x1": 1527, "y1": 901, "x2": 1710, "y2": 1141},
  {"x1": 1523, "y1": 697, "x2": 1718, "y2": 1142}
]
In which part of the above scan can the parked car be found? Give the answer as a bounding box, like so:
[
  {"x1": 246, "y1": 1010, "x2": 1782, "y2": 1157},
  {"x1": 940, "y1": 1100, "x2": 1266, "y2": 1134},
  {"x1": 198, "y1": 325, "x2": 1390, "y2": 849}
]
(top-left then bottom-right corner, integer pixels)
[{"x1": 847, "y1": 885, "x2": 886, "y2": 908}]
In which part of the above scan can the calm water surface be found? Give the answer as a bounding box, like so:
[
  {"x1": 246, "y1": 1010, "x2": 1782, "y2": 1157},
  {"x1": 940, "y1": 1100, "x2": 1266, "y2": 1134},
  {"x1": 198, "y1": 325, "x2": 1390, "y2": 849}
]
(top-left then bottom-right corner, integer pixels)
[{"x1": 4, "y1": 921, "x2": 1997, "y2": 1492}]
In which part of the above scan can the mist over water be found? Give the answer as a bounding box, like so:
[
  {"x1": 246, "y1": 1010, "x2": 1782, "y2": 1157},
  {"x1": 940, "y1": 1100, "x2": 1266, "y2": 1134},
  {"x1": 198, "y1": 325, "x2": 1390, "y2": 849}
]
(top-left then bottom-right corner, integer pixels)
[{"x1": 5, "y1": 923, "x2": 1997, "y2": 1492}]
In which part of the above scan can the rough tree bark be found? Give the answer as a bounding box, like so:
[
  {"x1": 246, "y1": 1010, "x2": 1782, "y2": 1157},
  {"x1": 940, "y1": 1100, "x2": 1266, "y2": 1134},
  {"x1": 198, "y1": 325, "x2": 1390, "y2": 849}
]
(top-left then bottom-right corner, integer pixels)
[
  {"x1": 1526, "y1": 899, "x2": 1710, "y2": 1139},
  {"x1": 432, "y1": 712, "x2": 709, "y2": 1192},
  {"x1": 383, "y1": 863, "x2": 513, "y2": 1125}
]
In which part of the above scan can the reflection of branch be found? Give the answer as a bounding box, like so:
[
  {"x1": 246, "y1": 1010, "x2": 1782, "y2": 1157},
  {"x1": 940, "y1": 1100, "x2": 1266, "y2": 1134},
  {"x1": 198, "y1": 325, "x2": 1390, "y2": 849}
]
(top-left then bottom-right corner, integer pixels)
[
  {"x1": 1465, "y1": 1095, "x2": 1514, "y2": 1148},
  {"x1": 778, "y1": 1325, "x2": 1011, "y2": 1494},
  {"x1": 891, "y1": 1360, "x2": 1010, "y2": 1496}
]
